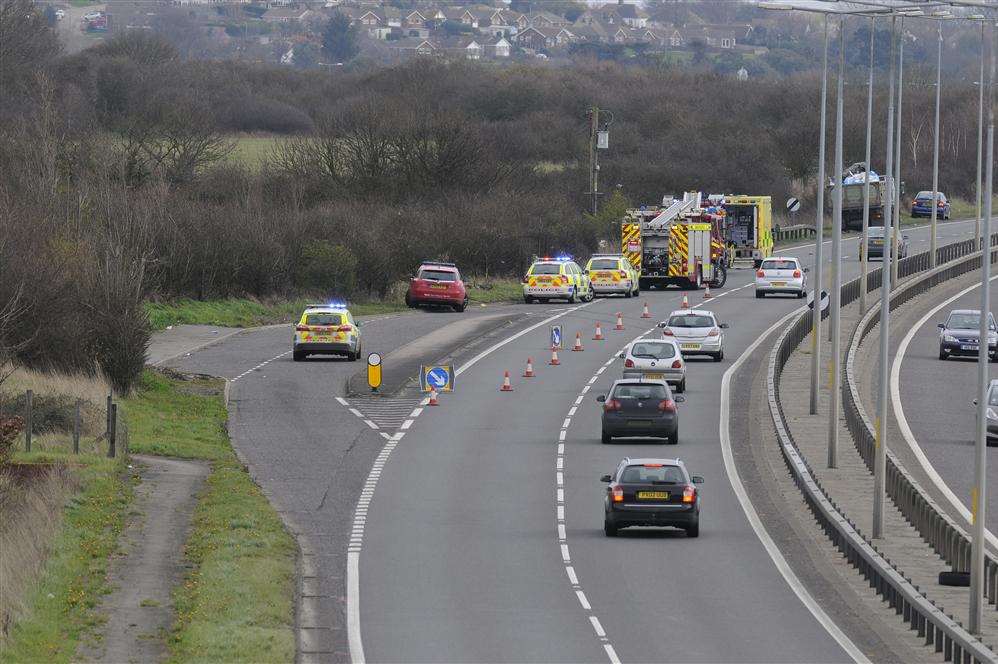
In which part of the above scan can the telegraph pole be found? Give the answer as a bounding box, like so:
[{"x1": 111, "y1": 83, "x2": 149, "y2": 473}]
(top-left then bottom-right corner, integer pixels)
[
  {"x1": 810, "y1": 16, "x2": 830, "y2": 416},
  {"x1": 588, "y1": 106, "x2": 600, "y2": 215},
  {"x1": 827, "y1": 16, "x2": 845, "y2": 470}
]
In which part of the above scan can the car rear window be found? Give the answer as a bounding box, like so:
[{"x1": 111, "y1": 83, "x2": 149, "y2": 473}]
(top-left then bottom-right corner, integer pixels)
[
  {"x1": 613, "y1": 383, "x2": 668, "y2": 400},
  {"x1": 590, "y1": 259, "x2": 620, "y2": 270},
  {"x1": 946, "y1": 313, "x2": 997, "y2": 330},
  {"x1": 630, "y1": 342, "x2": 676, "y2": 359},
  {"x1": 620, "y1": 465, "x2": 686, "y2": 484},
  {"x1": 915, "y1": 191, "x2": 932, "y2": 200},
  {"x1": 418, "y1": 269, "x2": 456, "y2": 282},
  {"x1": 531, "y1": 263, "x2": 561, "y2": 275},
  {"x1": 668, "y1": 314, "x2": 714, "y2": 328},
  {"x1": 868, "y1": 226, "x2": 886, "y2": 237},
  {"x1": 761, "y1": 260, "x2": 797, "y2": 270},
  {"x1": 305, "y1": 313, "x2": 344, "y2": 326}
]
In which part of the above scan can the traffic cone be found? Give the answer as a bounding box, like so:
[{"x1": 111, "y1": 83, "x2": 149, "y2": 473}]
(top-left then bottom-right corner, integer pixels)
[
  {"x1": 572, "y1": 332, "x2": 584, "y2": 352},
  {"x1": 500, "y1": 370, "x2": 513, "y2": 392},
  {"x1": 681, "y1": 294, "x2": 690, "y2": 309},
  {"x1": 641, "y1": 302, "x2": 651, "y2": 318},
  {"x1": 549, "y1": 347, "x2": 561, "y2": 365},
  {"x1": 593, "y1": 322, "x2": 604, "y2": 340},
  {"x1": 523, "y1": 357, "x2": 535, "y2": 377},
  {"x1": 703, "y1": 285, "x2": 712, "y2": 299},
  {"x1": 427, "y1": 387, "x2": 439, "y2": 406},
  {"x1": 615, "y1": 312, "x2": 625, "y2": 330}
]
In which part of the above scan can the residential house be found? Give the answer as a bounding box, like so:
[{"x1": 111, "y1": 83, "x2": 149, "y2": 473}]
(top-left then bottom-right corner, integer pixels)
[
  {"x1": 402, "y1": 9, "x2": 427, "y2": 28},
  {"x1": 527, "y1": 11, "x2": 567, "y2": 29},
  {"x1": 484, "y1": 9, "x2": 520, "y2": 38},
  {"x1": 391, "y1": 37, "x2": 438, "y2": 58},
  {"x1": 442, "y1": 35, "x2": 483, "y2": 60},
  {"x1": 491, "y1": 35, "x2": 511, "y2": 58},
  {"x1": 598, "y1": 2, "x2": 647, "y2": 29},
  {"x1": 516, "y1": 26, "x2": 572, "y2": 50},
  {"x1": 664, "y1": 26, "x2": 684, "y2": 48},
  {"x1": 262, "y1": 6, "x2": 310, "y2": 23}
]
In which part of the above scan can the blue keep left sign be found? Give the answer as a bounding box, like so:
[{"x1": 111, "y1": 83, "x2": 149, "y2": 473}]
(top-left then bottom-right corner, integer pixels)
[{"x1": 420, "y1": 365, "x2": 454, "y2": 392}]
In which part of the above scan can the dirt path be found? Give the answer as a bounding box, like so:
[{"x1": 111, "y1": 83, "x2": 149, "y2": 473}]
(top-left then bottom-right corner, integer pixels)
[{"x1": 77, "y1": 455, "x2": 208, "y2": 664}]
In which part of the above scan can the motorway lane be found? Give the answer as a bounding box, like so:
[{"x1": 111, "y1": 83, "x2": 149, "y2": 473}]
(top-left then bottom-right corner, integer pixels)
[{"x1": 896, "y1": 276, "x2": 998, "y2": 535}]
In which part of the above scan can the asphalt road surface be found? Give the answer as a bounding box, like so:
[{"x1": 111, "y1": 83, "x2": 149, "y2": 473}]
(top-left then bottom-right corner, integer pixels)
[
  {"x1": 896, "y1": 271, "x2": 998, "y2": 536},
  {"x1": 167, "y1": 217, "x2": 980, "y2": 662}
]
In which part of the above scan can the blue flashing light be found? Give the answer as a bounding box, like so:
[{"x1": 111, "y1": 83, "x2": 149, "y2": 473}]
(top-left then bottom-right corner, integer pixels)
[{"x1": 555, "y1": 254, "x2": 572, "y2": 262}]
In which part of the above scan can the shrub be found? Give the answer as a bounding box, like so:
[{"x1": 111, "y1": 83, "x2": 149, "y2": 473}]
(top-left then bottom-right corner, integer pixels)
[
  {"x1": 2, "y1": 393, "x2": 75, "y2": 435},
  {"x1": 296, "y1": 241, "x2": 358, "y2": 296}
]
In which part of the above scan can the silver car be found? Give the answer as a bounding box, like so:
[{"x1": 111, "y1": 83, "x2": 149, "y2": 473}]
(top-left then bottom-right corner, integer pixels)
[
  {"x1": 620, "y1": 339, "x2": 686, "y2": 392},
  {"x1": 972, "y1": 379, "x2": 998, "y2": 445},
  {"x1": 659, "y1": 309, "x2": 728, "y2": 362},
  {"x1": 755, "y1": 256, "x2": 807, "y2": 298}
]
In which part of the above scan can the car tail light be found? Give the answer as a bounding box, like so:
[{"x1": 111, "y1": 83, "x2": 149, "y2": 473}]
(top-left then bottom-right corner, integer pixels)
[
  {"x1": 793, "y1": 270, "x2": 801, "y2": 278},
  {"x1": 708, "y1": 328, "x2": 720, "y2": 337},
  {"x1": 624, "y1": 358, "x2": 634, "y2": 368},
  {"x1": 662, "y1": 328, "x2": 674, "y2": 336},
  {"x1": 756, "y1": 269, "x2": 765, "y2": 278},
  {"x1": 603, "y1": 399, "x2": 622, "y2": 413},
  {"x1": 643, "y1": 463, "x2": 663, "y2": 467},
  {"x1": 618, "y1": 270, "x2": 628, "y2": 278},
  {"x1": 658, "y1": 399, "x2": 677, "y2": 413},
  {"x1": 295, "y1": 325, "x2": 309, "y2": 332},
  {"x1": 338, "y1": 325, "x2": 353, "y2": 332},
  {"x1": 612, "y1": 486, "x2": 624, "y2": 502},
  {"x1": 682, "y1": 485, "x2": 696, "y2": 503},
  {"x1": 671, "y1": 359, "x2": 682, "y2": 369}
]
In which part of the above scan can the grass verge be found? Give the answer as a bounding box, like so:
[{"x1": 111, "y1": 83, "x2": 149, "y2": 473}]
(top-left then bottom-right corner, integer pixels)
[
  {"x1": 123, "y1": 370, "x2": 296, "y2": 663},
  {"x1": 466, "y1": 278, "x2": 522, "y2": 305},
  {"x1": 145, "y1": 297, "x2": 405, "y2": 331}
]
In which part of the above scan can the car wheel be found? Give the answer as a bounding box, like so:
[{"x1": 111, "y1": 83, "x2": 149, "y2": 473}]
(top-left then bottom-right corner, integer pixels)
[
  {"x1": 669, "y1": 431, "x2": 678, "y2": 445},
  {"x1": 405, "y1": 293, "x2": 415, "y2": 308},
  {"x1": 601, "y1": 430, "x2": 612, "y2": 445},
  {"x1": 624, "y1": 288, "x2": 632, "y2": 299},
  {"x1": 293, "y1": 350, "x2": 305, "y2": 362},
  {"x1": 454, "y1": 301, "x2": 467, "y2": 312},
  {"x1": 798, "y1": 289, "x2": 806, "y2": 299},
  {"x1": 755, "y1": 290, "x2": 764, "y2": 299},
  {"x1": 524, "y1": 295, "x2": 534, "y2": 304},
  {"x1": 586, "y1": 286, "x2": 595, "y2": 302},
  {"x1": 713, "y1": 351, "x2": 723, "y2": 362},
  {"x1": 939, "y1": 347, "x2": 948, "y2": 361},
  {"x1": 676, "y1": 378, "x2": 685, "y2": 394},
  {"x1": 685, "y1": 520, "x2": 700, "y2": 538},
  {"x1": 604, "y1": 520, "x2": 618, "y2": 537}
]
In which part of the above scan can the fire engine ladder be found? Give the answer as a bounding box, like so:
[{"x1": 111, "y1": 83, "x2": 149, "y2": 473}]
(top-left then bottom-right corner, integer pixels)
[{"x1": 647, "y1": 191, "x2": 701, "y2": 232}]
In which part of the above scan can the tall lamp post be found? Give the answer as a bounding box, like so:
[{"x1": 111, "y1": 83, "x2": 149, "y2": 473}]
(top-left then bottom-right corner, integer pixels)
[{"x1": 859, "y1": 15, "x2": 876, "y2": 316}]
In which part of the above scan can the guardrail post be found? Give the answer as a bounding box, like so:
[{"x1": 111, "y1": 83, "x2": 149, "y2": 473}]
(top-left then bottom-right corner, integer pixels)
[
  {"x1": 107, "y1": 403, "x2": 116, "y2": 459},
  {"x1": 24, "y1": 389, "x2": 32, "y2": 452},
  {"x1": 73, "y1": 399, "x2": 81, "y2": 454}
]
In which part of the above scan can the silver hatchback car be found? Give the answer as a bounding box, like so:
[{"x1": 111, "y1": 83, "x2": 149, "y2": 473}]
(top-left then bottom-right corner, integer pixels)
[
  {"x1": 659, "y1": 309, "x2": 728, "y2": 362},
  {"x1": 620, "y1": 339, "x2": 686, "y2": 392}
]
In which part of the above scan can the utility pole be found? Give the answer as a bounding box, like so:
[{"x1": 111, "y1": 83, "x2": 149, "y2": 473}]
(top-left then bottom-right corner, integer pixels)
[
  {"x1": 859, "y1": 16, "x2": 875, "y2": 317},
  {"x1": 892, "y1": 17, "x2": 904, "y2": 286},
  {"x1": 588, "y1": 106, "x2": 600, "y2": 216},
  {"x1": 930, "y1": 21, "x2": 943, "y2": 268},
  {"x1": 810, "y1": 15, "x2": 830, "y2": 416},
  {"x1": 828, "y1": 16, "x2": 845, "y2": 470},
  {"x1": 976, "y1": 20, "x2": 986, "y2": 249}
]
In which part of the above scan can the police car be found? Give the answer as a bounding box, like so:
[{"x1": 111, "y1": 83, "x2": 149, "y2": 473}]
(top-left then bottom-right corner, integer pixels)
[
  {"x1": 585, "y1": 254, "x2": 640, "y2": 298},
  {"x1": 522, "y1": 256, "x2": 593, "y2": 304},
  {"x1": 292, "y1": 304, "x2": 362, "y2": 361}
]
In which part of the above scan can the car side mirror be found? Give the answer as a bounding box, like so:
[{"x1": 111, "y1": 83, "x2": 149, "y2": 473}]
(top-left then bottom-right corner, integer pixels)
[
  {"x1": 618, "y1": 353, "x2": 625, "y2": 359},
  {"x1": 803, "y1": 267, "x2": 809, "y2": 273},
  {"x1": 657, "y1": 322, "x2": 667, "y2": 328},
  {"x1": 596, "y1": 395, "x2": 606, "y2": 403},
  {"x1": 600, "y1": 474, "x2": 613, "y2": 483},
  {"x1": 356, "y1": 321, "x2": 364, "y2": 328},
  {"x1": 674, "y1": 395, "x2": 686, "y2": 403},
  {"x1": 937, "y1": 323, "x2": 945, "y2": 329},
  {"x1": 692, "y1": 475, "x2": 704, "y2": 484},
  {"x1": 973, "y1": 399, "x2": 979, "y2": 406},
  {"x1": 719, "y1": 323, "x2": 729, "y2": 329}
]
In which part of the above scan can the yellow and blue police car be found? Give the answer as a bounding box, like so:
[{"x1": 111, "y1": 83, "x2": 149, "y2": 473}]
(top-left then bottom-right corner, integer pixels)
[
  {"x1": 585, "y1": 253, "x2": 640, "y2": 298},
  {"x1": 522, "y1": 256, "x2": 593, "y2": 304},
  {"x1": 292, "y1": 304, "x2": 362, "y2": 362}
]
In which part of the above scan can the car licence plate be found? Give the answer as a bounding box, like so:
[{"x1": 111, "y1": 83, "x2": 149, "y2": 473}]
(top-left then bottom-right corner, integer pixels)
[
  {"x1": 644, "y1": 372, "x2": 663, "y2": 379},
  {"x1": 627, "y1": 420, "x2": 653, "y2": 427},
  {"x1": 681, "y1": 343, "x2": 700, "y2": 350},
  {"x1": 637, "y1": 491, "x2": 669, "y2": 500},
  {"x1": 772, "y1": 281, "x2": 786, "y2": 287},
  {"x1": 430, "y1": 284, "x2": 448, "y2": 290},
  {"x1": 962, "y1": 344, "x2": 979, "y2": 351}
]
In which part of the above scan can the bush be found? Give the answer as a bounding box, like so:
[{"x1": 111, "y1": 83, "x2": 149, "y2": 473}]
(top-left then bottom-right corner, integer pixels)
[
  {"x1": 296, "y1": 241, "x2": 358, "y2": 296},
  {"x1": 2, "y1": 393, "x2": 74, "y2": 434}
]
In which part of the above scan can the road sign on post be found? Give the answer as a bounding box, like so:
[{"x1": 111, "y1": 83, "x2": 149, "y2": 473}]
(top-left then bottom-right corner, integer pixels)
[
  {"x1": 786, "y1": 197, "x2": 801, "y2": 213},
  {"x1": 550, "y1": 325, "x2": 563, "y2": 349},
  {"x1": 367, "y1": 353, "x2": 382, "y2": 392},
  {"x1": 420, "y1": 365, "x2": 455, "y2": 393}
]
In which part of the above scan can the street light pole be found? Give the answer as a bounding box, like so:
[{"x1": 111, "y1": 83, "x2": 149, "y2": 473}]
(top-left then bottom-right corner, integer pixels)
[
  {"x1": 811, "y1": 15, "x2": 829, "y2": 416},
  {"x1": 976, "y1": 21, "x2": 986, "y2": 249},
  {"x1": 892, "y1": 16, "x2": 904, "y2": 286},
  {"x1": 874, "y1": 14, "x2": 898, "y2": 540},
  {"x1": 860, "y1": 16, "x2": 875, "y2": 316},
  {"x1": 970, "y1": 18, "x2": 994, "y2": 638},
  {"x1": 930, "y1": 20, "x2": 943, "y2": 268},
  {"x1": 828, "y1": 16, "x2": 845, "y2": 469}
]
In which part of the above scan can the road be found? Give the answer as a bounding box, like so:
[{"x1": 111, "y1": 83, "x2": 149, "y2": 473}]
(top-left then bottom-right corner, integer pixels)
[
  {"x1": 166, "y1": 217, "x2": 979, "y2": 662},
  {"x1": 894, "y1": 271, "x2": 998, "y2": 536}
]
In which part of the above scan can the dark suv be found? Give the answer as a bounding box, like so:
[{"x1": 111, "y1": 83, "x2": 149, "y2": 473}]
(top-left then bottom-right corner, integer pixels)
[{"x1": 601, "y1": 458, "x2": 703, "y2": 537}]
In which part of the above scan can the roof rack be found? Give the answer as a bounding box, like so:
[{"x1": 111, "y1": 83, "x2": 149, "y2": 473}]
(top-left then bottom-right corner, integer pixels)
[{"x1": 420, "y1": 261, "x2": 456, "y2": 267}]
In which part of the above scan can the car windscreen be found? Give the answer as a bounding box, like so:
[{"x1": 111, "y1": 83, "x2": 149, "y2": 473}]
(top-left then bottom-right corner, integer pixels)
[
  {"x1": 668, "y1": 314, "x2": 714, "y2": 328},
  {"x1": 589, "y1": 259, "x2": 619, "y2": 270},
  {"x1": 612, "y1": 384, "x2": 668, "y2": 400},
  {"x1": 305, "y1": 313, "x2": 344, "y2": 326},
  {"x1": 620, "y1": 465, "x2": 686, "y2": 484},
  {"x1": 946, "y1": 314, "x2": 996, "y2": 331},
  {"x1": 760, "y1": 260, "x2": 797, "y2": 270},
  {"x1": 418, "y1": 269, "x2": 456, "y2": 282},
  {"x1": 630, "y1": 342, "x2": 676, "y2": 360},
  {"x1": 531, "y1": 264, "x2": 560, "y2": 275},
  {"x1": 868, "y1": 226, "x2": 886, "y2": 237}
]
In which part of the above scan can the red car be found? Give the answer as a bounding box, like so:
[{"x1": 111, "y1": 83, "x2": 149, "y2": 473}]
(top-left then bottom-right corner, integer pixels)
[{"x1": 405, "y1": 262, "x2": 469, "y2": 312}]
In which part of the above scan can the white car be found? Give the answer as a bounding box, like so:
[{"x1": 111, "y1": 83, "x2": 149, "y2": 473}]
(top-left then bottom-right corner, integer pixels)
[
  {"x1": 620, "y1": 338, "x2": 686, "y2": 392},
  {"x1": 755, "y1": 256, "x2": 808, "y2": 298},
  {"x1": 659, "y1": 309, "x2": 728, "y2": 362},
  {"x1": 54, "y1": 8, "x2": 65, "y2": 19}
]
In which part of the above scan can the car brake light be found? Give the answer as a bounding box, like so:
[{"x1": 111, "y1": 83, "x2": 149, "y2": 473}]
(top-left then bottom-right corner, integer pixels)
[
  {"x1": 658, "y1": 399, "x2": 677, "y2": 413},
  {"x1": 682, "y1": 485, "x2": 696, "y2": 503},
  {"x1": 663, "y1": 328, "x2": 674, "y2": 336},
  {"x1": 338, "y1": 325, "x2": 353, "y2": 332},
  {"x1": 295, "y1": 325, "x2": 309, "y2": 332},
  {"x1": 793, "y1": 270, "x2": 801, "y2": 278},
  {"x1": 612, "y1": 486, "x2": 624, "y2": 502},
  {"x1": 603, "y1": 399, "x2": 622, "y2": 412},
  {"x1": 708, "y1": 328, "x2": 720, "y2": 337},
  {"x1": 756, "y1": 269, "x2": 765, "y2": 278},
  {"x1": 624, "y1": 358, "x2": 634, "y2": 368},
  {"x1": 671, "y1": 359, "x2": 682, "y2": 369},
  {"x1": 643, "y1": 463, "x2": 663, "y2": 467}
]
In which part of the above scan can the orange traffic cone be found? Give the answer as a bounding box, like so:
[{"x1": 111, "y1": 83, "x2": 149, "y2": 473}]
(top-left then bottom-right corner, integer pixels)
[
  {"x1": 593, "y1": 322, "x2": 604, "y2": 340},
  {"x1": 500, "y1": 370, "x2": 513, "y2": 392},
  {"x1": 523, "y1": 357, "x2": 535, "y2": 377},
  {"x1": 615, "y1": 312, "x2": 625, "y2": 330},
  {"x1": 572, "y1": 332, "x2": 584, "y2": 352},
  {"x1": 549, "y1": 347, "x2": 561, "y2": 365},
  {"x1": 427, "y1": 387, "x2": 439, "y2": 406},
  {"x1": 703, "y1": 285, "x2": 712, "y2": 299},
  {"x1": 682, "y1": 294, "x2": 690, "y2": 309},
  {"x1": 641, "y1": 302, "x2": 651, "y2": 318}
]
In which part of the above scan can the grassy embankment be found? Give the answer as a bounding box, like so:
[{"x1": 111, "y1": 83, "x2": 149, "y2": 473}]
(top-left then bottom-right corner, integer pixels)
[{"x1": 0, "y1": 367, "x2": 296, "y2": 663}]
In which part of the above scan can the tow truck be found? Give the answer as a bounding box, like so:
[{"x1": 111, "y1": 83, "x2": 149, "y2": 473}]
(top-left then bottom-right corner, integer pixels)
[{"x1": 622, "y1": 192, "x2": 728, "y2": 291}]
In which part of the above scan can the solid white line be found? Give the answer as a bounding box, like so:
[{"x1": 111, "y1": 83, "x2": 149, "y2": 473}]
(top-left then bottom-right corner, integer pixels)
[
  {"x1": 557, "y1": 443, "x2": 564, "y2": 454},
  {"x1": 720, "y1": 306, "x2": 869, "y2": 664},
  {"x1": 410, "y1": 408, "x2": 423, "y2": 418},
  {"x1": 561, "y1": 544, "x2": 571, "y2": 562},
  {"x1": 557, "y1": 504, "x2": 565, "y2": 520},
  {"x1": 336, "y1": 397, "x2": 349, "y2": 406},
  {"x1": 559, "y1": 430, "x2": 567, "y2": 441},
  {"x1": 558, "y1": 523, "x2": 567, "y2": 541},
  {"x1": 556, "y1": 457, "x2": 564, "y2": 469},
  {"x1": 576, "y1": 590, "x2": 591, "y2": 610},
  {"x1": 349, "y1": 408, "x2": 364, "y2": 418},
  {"x1": 347, "y1": 551, "x2": 365, "y2": 664},
  {"x1": 400, "y1": 419, "x2": 413, "y2": 430},
  {"x1": 590, "y1": 616, "x2": 606, "y2": 638},
  {"x1": 364, "y1": 420, "x2": 379, "y2": 430},
  {"x1": 890, "y1": 274, "x2": 998, "y2": 551},
  {"x1": 556, "y1": 472, "x2": 564, "y2": 486},
  {"x1": 568, "y1": 406, "x2": 577, "y2": 417},
  {"x1": 557, "y1": 488, "x2": 564, "y2": 503},
  {"x1": 604, "y1": 644, "x2": 621, "y2": 664}
]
